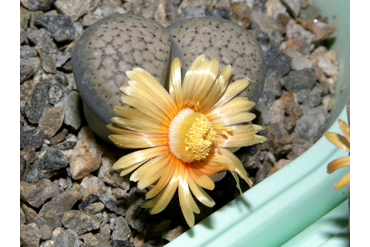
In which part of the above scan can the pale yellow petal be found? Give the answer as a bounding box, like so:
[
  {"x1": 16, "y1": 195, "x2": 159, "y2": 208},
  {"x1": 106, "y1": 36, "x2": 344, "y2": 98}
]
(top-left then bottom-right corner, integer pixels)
[
  {"x1": 198, "y1": 65, "x2": 233, "y2": 112},
  {"x1": 108, "y1": 130, "x2": 167, "y2": 149},
  {"x1": 325, "y1": 132, "x2": 350, "y2": 152},
  {"x1": 327, "y1": 156, "x2": 350, "y2": 174},
  {"x1": 216, "y1": 148, "x2": 253, "y2": 187},
  {"x1": 109, "y1": 116, "x2": 167, "y2": 134},
  {"x1": 211, "y1": 79, "x2": 249, "y2": 110},
  {"x1": 112, "y1": 146, "x2": 168, "y2": 170},
  {"x1": 210, "y1": 112, "x2": 256, "y2": 126},
  {"x1": 206, "y1": 97, "x2": 255, "y2": 120},
  {"x1": 132, "y1": 155, "x2": 169, "y2": 188},
  {"x1": 216, "y1": 125, "x2": 266, "y2": 148},
  {"x1": 145, "y1": 155, "x2": 178, "y2": 199},
  {"x1": 178, "y1": 167, "x2": 195, "y2": 227},
  {"x1": 121, "y1": 96, "x2": 170, "y2": 125},
  {"x1": 126, "y1": 68, "x2": 177, "y2": 113},
  {"x1": 334, "y1": 172, "x2": 350, "y2": 190},
  {"x1": 182, "y1": 55, "x2": 220, "y2": 108},
  {"x1": 188, "y1": 176, "x2": 215, "y2": 207},
  {"x1": 188, "y1": 166, "x2": 216, "y2": 190},
  {"x1": 339, "y1": 119, "x2": 350, "y2": 144},
  {"x1": 119, "y1": 161, "x2": 146, "y2": 177},
  {"x1": 169, "y1": 57, "x2": 183, "y2": 110},
  {"x1": 151, "y1": 179, "x2": 179, "y2": 214},
  {"x1": 113, "y1": 106, "x2": 164, "y2": 126}
]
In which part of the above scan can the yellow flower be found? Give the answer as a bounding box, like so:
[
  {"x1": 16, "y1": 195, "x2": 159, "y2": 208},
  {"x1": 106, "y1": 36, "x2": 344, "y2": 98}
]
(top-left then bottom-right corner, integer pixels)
[
  {"x1": 107, "y1": 54, "x2": 266, "y2": 227},
  {"x1": 325, "y1": 103, "x2": 350, "y2": 190}
]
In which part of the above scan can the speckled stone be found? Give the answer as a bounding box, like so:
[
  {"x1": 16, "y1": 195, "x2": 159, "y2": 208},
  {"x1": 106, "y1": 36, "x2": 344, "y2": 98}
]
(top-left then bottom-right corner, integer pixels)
[
  {"x1": 54, "y1": 0, "x2": 100, "y2": 22},
  {"x1": 34, "y1": 14, "x2": 75, "y2": 42},
  {"x1": 73, "y1": 14, "x2": 171, "y2": 142},
  {"x1": 62, "y1": 210, "x2": 101, "y2": 235},
  {"x1": 38, "y1": 107, "x2": 65, "y2": 138},
  {"x1": 20, "y1": 223, "x2": 42, "y2": 247},
  {"x1": 170, "y1": 16, "x2": 266, "y2": 103},
  {"x1": 21, "y1": 0, "x2": 55, "y2": 11},
  {"x1": 24, "y1": 79, "x2": 51, "y2": 124},
  {"x1": 27, "y1": 28, "x2": 58, "y2": 54},
  {"x1": 20, "y1": 178, "x2": 60, "y2": 208}
]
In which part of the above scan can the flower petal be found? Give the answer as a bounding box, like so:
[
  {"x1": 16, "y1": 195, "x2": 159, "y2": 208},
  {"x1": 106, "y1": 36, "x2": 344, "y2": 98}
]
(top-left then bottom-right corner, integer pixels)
[
  {"x1": 339, "y1": 119, "x2": 350, "y2": 144},
  {"x1": 212, "y1": 79, "x2": 249, "y2": 109},
  {"x1": 216, "y1": 125, "x2": 266, "y2": 148},
  {"x1": 334, "y1": 172, "x2": 350, "y2": 190},
  {"x1": 169, "y1": 57, "x2": 183, "y2": 110},
  {"x1": 113, "y1": 106, "x2": 164, "y2": 126},
  {"x1": 121, "y1": 96, "x2": 171, "y2": 125},
  {"x1": 325, "y1": 132, "x2": 350, "y2": 152},
  {"x1": 216, "y1": 148, "x2": 253, "y2": 188},
  {"x1": 150, "y1": 177, "x2": 179, "y2": 214},
  {"x1": 210, "y1": 112, "x2": 256, "y2": 126},
  {"x1": 108, "y1": 129, "x2": 167, "y2": 149},
  {"x1": 145, "y1": 155, "x2": 178, "y2": 199},
  {"x1": 327, "y1": 156, "x2": 350, "y2": 174},
  {"x1": 182, "y1": 55, "x2": 220, "y2": 108},
  {"x1": 112, "y1": 146, "x2": 168, "y2": 170},
  {"x1": 132, "y1": 155, "x2": 169, "y2": 188},
  {"x1": 109, "y1": 116, "x2": 167, "y2": 134},
  {"x1": 206, "y1": 97, "x2": 255, "y2": 120},
  {"x1": 199, "y1": 65, "x2": 234, "y2": 112},
  {"x1": 126, "y1": 68, "x2": 177, "y2": 114},
  {"x1": 178, "y1": 167, "x2": 195, "y2": 227},
  {"x1": 188, "y1": 176, "x2": 215, "y2": 207}
]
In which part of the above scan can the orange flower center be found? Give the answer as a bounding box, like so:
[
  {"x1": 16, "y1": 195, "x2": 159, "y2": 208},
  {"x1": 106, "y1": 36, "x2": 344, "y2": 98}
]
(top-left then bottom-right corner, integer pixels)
[{"x1": 169, "y1": 108, "x2": 216, "y2": 163}]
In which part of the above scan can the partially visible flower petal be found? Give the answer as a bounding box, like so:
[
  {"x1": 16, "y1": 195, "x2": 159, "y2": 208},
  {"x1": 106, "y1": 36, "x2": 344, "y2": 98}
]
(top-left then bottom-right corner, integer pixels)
[
  {"x1": 168, "y1": 57, "x2": 183, "y2": 111},
  {"x1": 327, "y1": 156, "x2": 350, "y2": 173},
  {"x1": 206, "y1": 97, "x2": 255, "y2": 120},
  {"x1": 178, "y1": 167, "x2": 195, "y2": 227},
  {"x1": 112, "y1": 146, "x2": 168, "y2": 171},
  {"x1": 210, "y1": 112, "x2": 256, "y2": 126},
  {"x1": 182, "y1": 55, "x2": 220, "y2": 108},
  {"x1": 113, "y1": 106, "x2": 164, "y2": 126},
  {"x1": 188, "y1": 176, "x2": 215, "y2": 207},
  {"x1": 131, "y1": 155, "x2": 169, "y2": 187},
  {"x1": 198, "y1": 65, "x2": 234, "y2": 112},
  {"x1": 108, "y1": 128, "x2": 167, "y2": 148},
  {"x1": 325, "y1": 132, "x2": 350, "y2": 152},
  {"x1": 109, "y1": 116, "x2": 167, "y2": 134},
  {"x1": 334, "y1": 172, "x2": 350, "y2": 190},
  {"x1": 145, "y1": 155, "x2": 178, "y2": 199},
  {"x1": 217, "y1": 125, "x2": 266, "y2": 148},
  {"x1": 126, "y1": 68, "x2": 177, "y2": 114},
  {"x1": 339, "y1": 119, "x2": 350, "y2": 144},
  {"x1": 211, "y1": 79, "x2": 249, "y2": 110},
  {"x1": 121, "y1": 96, "x2": 171, "y2": 125}
]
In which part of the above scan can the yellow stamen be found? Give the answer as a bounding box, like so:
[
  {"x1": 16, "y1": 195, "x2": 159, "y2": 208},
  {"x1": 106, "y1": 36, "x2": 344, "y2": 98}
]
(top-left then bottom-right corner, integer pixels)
[{"x1": 169, "y1": 108, "x2": 216, "y2": 163}]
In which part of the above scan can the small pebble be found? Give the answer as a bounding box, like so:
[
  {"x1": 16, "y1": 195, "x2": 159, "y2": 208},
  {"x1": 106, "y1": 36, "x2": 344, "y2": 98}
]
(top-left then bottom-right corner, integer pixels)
[
  {"x1": 62, "y1": 210, "x2": 101, "y2": 235},
  {"x1": 27, "y1": 28, "x2": 58, "y2": 54},
  {"x1": 81, "y1": 232, "x2": 100, "y2": 246},
  {"x1": 37, "y1": 48, "x2": 57, "y2": 73},
  {"x1": 24, "y1": 79, "x2": 51, "y2": 124},
  {"x1": 21, "y1": 0, "x2": 55, "y2": 11},
  {"x1": 112, "y1": 216, "x2": 131, "y2": 241},
  {"x1": 38, "y1": 107, "x2": 65, "y2": 138},
  {"x1": 79, "y1": 175, "x2": 107, "y2": 200},
  {"x1": 20, "y1": 178, "x2": 60, "y2": 208},
  {"x1": 20, "y1": 128, "x2": 45, "y2": 149},
  {"x1": 55, "y1": 91, "x2": 82, "y2": 130},
  {"x1": 54, "y1": 0, "x2": 100, "y2": 22},
  {"x1": 34, "y1": 14, "x2": 75, "y2": 42},
  {"x1": 251, "y1": 10, "x2": 285, "y2": 34},
  {"x1": 281, "y1": 0, "x2": 301, "y2": 18},
  {"x1": 230, "y1": 3, "x2": 252, "y2": 28},
  {"x1": 20, "y1": 223, "x2": 42, "y2": 247},
  {"x1": 265, "y1": 49, "x2": 291, "y2": 76},
  {"x1": 21, "y1": 203, "x2": 38, "y2": 224},
  {"x1": 162, "y1": 226, "x2": 185, "y2": 242},
  {"x1": 54, "y1": 229, "x2": 81, "y2": 247},
  {"x1": 68, "y1": 126, "x2": 103, "y2": 180},
  {"x1": 282, "y1": 68, "x2": 316, "y2": 92}
]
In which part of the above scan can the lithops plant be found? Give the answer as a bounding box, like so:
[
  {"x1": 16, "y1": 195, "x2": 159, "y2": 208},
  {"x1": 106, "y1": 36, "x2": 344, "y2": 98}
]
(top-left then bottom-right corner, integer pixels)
[
  {"x1": 73, "y1": 14, "x2": 171, "y2": 142},
  {"x1": 73, "y1": 14, "x2": 266, "y2": 142},
  {"x1": 170, "y1": 17, "x2": 266, "y2": 103}
]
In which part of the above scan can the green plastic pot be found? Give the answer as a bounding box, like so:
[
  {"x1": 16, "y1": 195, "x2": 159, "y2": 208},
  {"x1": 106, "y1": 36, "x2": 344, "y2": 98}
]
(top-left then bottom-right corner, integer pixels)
[{"x1": 168, "y1": 0, "x2": 350, "y2": 246}]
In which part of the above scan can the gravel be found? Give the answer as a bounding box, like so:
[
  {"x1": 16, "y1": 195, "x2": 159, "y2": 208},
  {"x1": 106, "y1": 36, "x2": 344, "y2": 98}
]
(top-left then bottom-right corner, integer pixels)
[{"x1": 20, "y1": 0, "x2": 339, "y2": 246}]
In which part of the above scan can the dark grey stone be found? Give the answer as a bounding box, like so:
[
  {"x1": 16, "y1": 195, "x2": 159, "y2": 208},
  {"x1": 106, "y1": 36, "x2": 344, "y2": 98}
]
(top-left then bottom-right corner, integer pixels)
[
  {"x1": 34, "y1": 15, "x2": 75, "y2": 42},
  {"x1": 78, "y1": 194, "x2": 99, "y2": 210},
  {"x1": 21, "y1": 0, "x2": 56, "y2": 11},
  {"x1": 294, "y1": 106, "x2": 331, "y2": 142},
  {"x1": 282, "y1": 68, "x2": 316, "y2": 92},
  {"x1": 49, "y1": 83, "x2": 67, "y2": 105},
  {"x1": 125, "y1": 188, "x2": 147, "y2": 232},
  {"x1": 54, "y1": 229, "x2": 81, "y2": 247},
  {"x1": 265, "y1": 49, "x2": 292, "y2": 76},
  {"x1": 20, "y1": 128, "x2": 45, "y2": 149},
  {"x1": 21, "y1": 45, "x2": 38, "y2": 59},
  {"x1": 35, "y1": 189, "x2": 82, "y2": 240},
  {"x1": 27, "y1": 28, "x2": 58, "y2": 54},
  {"x1": 109, "y1": 240, "x2": 133, "y2": 247},
  {"x1": 56, "y1": 141, "x2": 77, "y2": 150},
  {"x1": 20, "y1": 223, "x2": 42, "y2": 247},
  {"x1": 25, "y1": 79, "x2": 51, "y2": 124},
  {"x1": 112, "y1": 217, "x2": 131, "y2": 241},
  {"x1": 20, "y1": 64, "x2": 36, "y2": 83},
  {"x1": 62, "y1": 210, "x2": 100, "y2": 235},
  {"x1": 98, "y1": 193, "x2": 125, "y2": 216},
  {"x1": 20, "y1": 178, "x2": 60, "y2": 208},
  {"x1": 25, "y1": 147, "x2": 68, "y2": 183}
]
